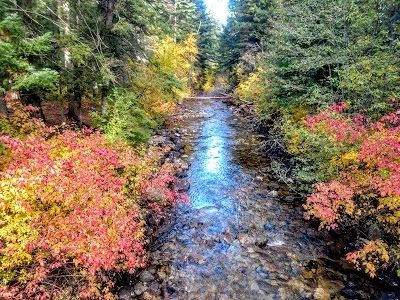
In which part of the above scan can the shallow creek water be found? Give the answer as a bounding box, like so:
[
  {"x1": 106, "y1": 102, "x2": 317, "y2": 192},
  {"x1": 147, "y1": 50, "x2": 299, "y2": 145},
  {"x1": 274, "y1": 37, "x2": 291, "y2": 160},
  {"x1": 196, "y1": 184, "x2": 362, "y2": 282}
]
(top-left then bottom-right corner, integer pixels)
[{"x1": 148, "y1": 98, "x2": 398, "y2": 300}]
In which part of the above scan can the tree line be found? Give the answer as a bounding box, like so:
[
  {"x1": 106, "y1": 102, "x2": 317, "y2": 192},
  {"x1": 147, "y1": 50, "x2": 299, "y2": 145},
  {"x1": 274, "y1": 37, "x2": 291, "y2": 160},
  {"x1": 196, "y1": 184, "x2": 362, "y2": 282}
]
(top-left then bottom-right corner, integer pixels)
[
  {"x1": 0, "y1": 0, "x2": 220, "y2": 140},
  {"x1": 0, "y1": 1, "x2": 220, "y2": 298},
  {"x1": 221, "y1": 0, "x2": 400, "y2": 281}
]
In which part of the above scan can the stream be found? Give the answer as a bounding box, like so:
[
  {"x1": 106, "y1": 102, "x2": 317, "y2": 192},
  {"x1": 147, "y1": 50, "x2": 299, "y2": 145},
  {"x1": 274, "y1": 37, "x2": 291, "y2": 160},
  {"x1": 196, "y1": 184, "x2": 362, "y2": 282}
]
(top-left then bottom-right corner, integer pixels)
[{"x1": 133, "y1": 98, "x2": 399, "y2": 300}]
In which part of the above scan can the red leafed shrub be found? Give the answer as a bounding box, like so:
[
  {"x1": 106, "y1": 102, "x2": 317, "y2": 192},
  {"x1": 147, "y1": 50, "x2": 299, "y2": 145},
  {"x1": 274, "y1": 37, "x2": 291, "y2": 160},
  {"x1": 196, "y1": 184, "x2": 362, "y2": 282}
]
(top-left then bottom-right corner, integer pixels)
[
  {"x1": 303, "y1": 101, "x2": 400, "y2": 278},
  {"x1": 0, "y1": 125, "x2": 183, "y2": 299}
]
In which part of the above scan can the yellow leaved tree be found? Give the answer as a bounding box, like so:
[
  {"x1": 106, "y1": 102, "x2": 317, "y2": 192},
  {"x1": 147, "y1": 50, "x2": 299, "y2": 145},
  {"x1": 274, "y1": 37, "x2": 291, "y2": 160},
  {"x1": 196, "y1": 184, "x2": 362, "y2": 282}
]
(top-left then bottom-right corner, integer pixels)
[
  {"x1": 129, "y1": 33, "x2": 198, "y2": 117},
  {"x1": 233, "y1": 67, "x2": 264, "y2": 101}
]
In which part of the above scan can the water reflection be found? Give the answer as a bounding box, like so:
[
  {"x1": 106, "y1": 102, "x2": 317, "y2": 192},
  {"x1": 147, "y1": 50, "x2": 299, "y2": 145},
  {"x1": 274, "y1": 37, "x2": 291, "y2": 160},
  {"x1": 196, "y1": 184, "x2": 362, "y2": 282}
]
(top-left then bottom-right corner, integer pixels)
[
  {"x1": 188, "y1": 110, "x2": 237, "y2": 209},
  {"x1": 151, "y1": 98, "x2": 397, "y2": 300},
  {"x1": 205, "y1": 136, "x2": 224, "y2": 174}
]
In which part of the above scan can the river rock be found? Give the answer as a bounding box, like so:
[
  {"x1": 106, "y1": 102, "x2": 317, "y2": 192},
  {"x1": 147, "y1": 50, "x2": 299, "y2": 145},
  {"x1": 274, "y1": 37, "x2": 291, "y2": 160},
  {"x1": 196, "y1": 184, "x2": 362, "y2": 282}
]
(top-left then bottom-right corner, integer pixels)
[
  {"x1": 134, "y1": 283, "x2": 147, "y2": 296},
  {"x1": 171, "y1": 136, "x2": 180, "y2": 144},
  {"x1": 140, "y1": 270, "x2": 155, "y2": 283},
  {"x1": 118, "y1": 286, "x2": 133, "y2": 300},
  {"x1": 378, "y1": 291, "x2": 397, "y2": 300},
  {"x1": 151, "y1": 251, "x2": 162, "y2": 261},
  {"x1": 141, "y1": 290, "x2": 159, "y2": 300},
  {"x1": 267, "y1": 183, "x2": 281, "y2": 190},
  {"x1": 268, "y1": 190, "x2": 278, "y2": 197},
  {"x1": 175, "y1": 171, "x2": 188, "y2": 178},
  {"x1": 149, "y1": 282, "x2": 160, "y2": 293},
  {"x1": 264, "y1": 223, "x2": 275, "y2": 231},
  {"x1": 150, "y1": 136, "x2": 168, "y2": 145},
  {"x1": 165, "y1": 285, "x2": 178, "y2": 296},
  {"x1": 340, "y1": 288, "x2": 358, "y2": 298},
  {"x1": 367, "y1": 224, "x2": 382, "y2": 240},
  {"x1": 175, "y1": 159, "x2": 189, "y2": 171},
  {"x1": 314, "y1": 287, "x2": 330, "y2": 300},
  {"x1": 174, "y1": 179, "x2": 190, "y2": 192},
  {"x1": 284, "y1": 196, "x2": 295, "y2": 203},
  {"x1": 146, "y1": 213, "x2": 157, "y2": 226},
  {"x1": 237, "y1": 233, "x2": 249, "y2": 244},
  {"x1": 181, "y1": 162, "x2": 189, "y2": 171},
  {"x1": 145, "y1": 227, "x2": 154, "y2": 236},
  {"x1": 173, "y1": 143, "x2": 185, "y2": 152}
]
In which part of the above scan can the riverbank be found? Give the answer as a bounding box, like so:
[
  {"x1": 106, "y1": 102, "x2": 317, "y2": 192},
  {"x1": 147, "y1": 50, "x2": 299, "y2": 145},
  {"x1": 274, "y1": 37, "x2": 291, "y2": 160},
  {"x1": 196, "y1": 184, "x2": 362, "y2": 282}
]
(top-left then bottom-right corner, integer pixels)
[{"x1": 115, "y1": 97, "x2": 399, "y2": 300}]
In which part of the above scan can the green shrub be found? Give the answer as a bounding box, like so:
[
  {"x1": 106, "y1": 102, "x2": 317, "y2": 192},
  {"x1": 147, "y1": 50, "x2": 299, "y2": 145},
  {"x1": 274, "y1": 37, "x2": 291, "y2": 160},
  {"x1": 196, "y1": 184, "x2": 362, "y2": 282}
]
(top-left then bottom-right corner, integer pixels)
[{"x1": 92, "y1": 89, "x2": 156, "y2": 145}]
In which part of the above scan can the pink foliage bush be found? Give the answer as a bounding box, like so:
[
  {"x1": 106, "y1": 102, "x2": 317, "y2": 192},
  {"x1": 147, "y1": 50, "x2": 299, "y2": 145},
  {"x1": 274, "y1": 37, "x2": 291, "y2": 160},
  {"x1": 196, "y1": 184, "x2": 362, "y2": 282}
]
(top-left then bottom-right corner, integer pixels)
[
  {"x1": 303, "y1": 100, "x2": 400, "y2": 277},
  {"x1": 0, "y1": 118, "x2": 184, "y2": 299}
]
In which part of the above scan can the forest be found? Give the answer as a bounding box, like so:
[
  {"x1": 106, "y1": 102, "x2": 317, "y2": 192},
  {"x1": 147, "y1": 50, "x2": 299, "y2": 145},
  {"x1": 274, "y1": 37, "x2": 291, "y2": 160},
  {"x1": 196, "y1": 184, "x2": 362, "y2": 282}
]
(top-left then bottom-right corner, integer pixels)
[{"x1": 0, "y1": 0, "x2": 399, "y2": 299}]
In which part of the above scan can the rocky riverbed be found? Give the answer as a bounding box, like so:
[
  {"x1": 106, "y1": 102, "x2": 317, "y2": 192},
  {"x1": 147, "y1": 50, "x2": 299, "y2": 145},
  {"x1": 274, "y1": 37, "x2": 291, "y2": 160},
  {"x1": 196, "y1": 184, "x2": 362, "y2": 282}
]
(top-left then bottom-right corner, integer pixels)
[{"x1": 116, "y1": 98, "x2": 399, "y2": 300}]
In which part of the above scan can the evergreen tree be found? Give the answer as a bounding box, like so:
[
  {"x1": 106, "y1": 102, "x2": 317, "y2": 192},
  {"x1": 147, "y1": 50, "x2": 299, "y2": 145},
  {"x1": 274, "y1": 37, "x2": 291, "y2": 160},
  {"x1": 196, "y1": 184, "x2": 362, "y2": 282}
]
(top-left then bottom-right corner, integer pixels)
[
  {"x1": 0, "y1": 11, "x2": 58, "y2": 117},
  {"x1": 194, "y1": 0, "x2": 221, "y2": 88},
  {"x1": 219, "y1": 0, "x2": 273, "y2": 87}
]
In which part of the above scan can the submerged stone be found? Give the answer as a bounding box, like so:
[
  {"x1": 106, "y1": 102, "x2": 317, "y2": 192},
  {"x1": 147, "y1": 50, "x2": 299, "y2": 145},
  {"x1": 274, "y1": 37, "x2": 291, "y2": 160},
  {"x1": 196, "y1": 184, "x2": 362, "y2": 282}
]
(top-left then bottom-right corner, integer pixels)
[
  {"x1": 267, "y1": 183, "x2": 281, "y2": 190},
  {"x1": 264, "y1": 223, "x2": 276, "y2": 231},
  {"x1": 140, "y1": 270, "x2": 155, "y2": 283},
  {"x1": 284, "y1": 196, "x2": 295, "y2": 203},
  {"x1": 118, "y1": 286, "x2": 133, "y2": 300},
  {"x1": 134, "y1": 283, "x2": 147, "y2": 296}
]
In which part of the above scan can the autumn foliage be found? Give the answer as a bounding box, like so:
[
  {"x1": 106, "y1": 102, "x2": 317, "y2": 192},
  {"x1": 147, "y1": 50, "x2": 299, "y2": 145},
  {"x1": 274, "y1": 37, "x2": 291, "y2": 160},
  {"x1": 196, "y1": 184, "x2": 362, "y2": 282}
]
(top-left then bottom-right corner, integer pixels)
[
  {"x1": 302, "y1": 100, "x2": 400, "y2": 278},
  {"x1": 0, "y1": 108, "x2": 183, "y2": 299},
  {"x1": 129, "y1": 34, "x2": 198, "y2": 117}
]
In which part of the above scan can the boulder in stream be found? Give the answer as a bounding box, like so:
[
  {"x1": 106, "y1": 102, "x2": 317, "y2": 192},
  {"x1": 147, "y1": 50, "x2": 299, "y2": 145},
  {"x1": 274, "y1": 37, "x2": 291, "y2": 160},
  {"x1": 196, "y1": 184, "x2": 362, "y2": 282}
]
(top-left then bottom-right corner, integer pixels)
[{"x1": 173, "y1": 179, "x2": 190, "y2": 192}]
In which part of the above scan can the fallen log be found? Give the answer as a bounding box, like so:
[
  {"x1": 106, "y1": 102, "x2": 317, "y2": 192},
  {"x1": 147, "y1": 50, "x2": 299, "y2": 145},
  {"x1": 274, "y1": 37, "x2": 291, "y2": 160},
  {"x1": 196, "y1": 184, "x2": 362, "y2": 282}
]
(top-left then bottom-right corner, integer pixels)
[{"x1": 184, "y1": 96, "x2": 232, "y2": 99}]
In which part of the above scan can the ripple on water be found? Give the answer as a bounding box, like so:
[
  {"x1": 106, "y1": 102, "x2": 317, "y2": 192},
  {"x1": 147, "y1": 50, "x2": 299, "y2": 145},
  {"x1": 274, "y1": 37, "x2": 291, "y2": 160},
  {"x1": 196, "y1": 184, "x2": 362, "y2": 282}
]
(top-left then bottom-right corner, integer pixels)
[{"x1": 149, "y1": 98, "x2": 396, "y2": 300}]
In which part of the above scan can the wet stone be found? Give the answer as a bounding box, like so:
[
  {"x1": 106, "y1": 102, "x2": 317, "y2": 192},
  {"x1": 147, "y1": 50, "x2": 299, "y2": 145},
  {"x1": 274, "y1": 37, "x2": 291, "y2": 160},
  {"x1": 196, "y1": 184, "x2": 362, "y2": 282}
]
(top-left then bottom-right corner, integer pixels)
[
  {"x1": 141, "y1": 291, "x2": 158, "y2": 300},
  {"x1": 284, "y1": 196, "x2": 295, "y2": 203},
  {"x1": 118, "y1": 286, "x2": 133, "y2": 300},
  {"x1": 368, "y1": 223, "x2": 382, "y2": 240},
  {"x1": 256, "y1": 239, "x2": 268, "y2": 248},
  {"x1": 146, "y1": 214, "x2": 157, "y2": 226},
  {"x1": 134, "y1": 283, "x2": 147, "y2": 296},
  {"x1": 148, "y1": 282, "x2": 159, "y2": 293},
  {"x1": 145, "y1": 227, "x2": 153, "y2": 236},
  {"x1": 268, "y1": 190, "x2": 279, "y2": 197},
  {"x1": 264, "y1": 223, "x2": 275, "y2": 231},
  {"x1": 314, "y1": 287, "x2": 331, "y2": 300},
  {"x1": 378, "y1": 291, "x2": 398, "y2": 300},
  {"x1": 149, "y1": 136, "x2": 168, "y2": 145},
  {"x1": 340, "y1": 288, "x2": 359, "y2": 298},
  {"x1": 173, "y1": 179, "x2": 190, "y2": 192},
  {"x1": 140, "y1": 270, "x2": 155, "y2": 283},
  {"x1": 151, "y1": 251, "x2": 162, "y2": 261},
  {"x1": 173, "y1": 143, "x2": 185, "y2": 151},
  {"x1": 237, "y1": 233, "x2": 249, "y2": 244},
  {"x1": 165, "y1": 285, "x2": 178, "y2": 296},
  {"x1": 267, "y1": 183, "x2": 281, "y2": 190}
]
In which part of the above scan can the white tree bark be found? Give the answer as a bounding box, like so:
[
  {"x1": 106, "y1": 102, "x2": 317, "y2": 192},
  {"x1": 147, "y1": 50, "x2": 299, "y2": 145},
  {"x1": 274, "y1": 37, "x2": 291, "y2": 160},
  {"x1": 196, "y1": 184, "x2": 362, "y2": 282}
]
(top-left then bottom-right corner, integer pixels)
[{"x1": 58, "y1": 1, "x2": 71, "y2": 69}]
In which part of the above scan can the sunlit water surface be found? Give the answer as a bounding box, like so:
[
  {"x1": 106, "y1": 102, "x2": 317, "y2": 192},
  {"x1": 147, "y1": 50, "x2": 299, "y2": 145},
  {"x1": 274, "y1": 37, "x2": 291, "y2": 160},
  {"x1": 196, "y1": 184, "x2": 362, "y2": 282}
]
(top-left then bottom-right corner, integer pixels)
[{"x1": 150, "y1": 99, "x2": 398, "y2": 300}]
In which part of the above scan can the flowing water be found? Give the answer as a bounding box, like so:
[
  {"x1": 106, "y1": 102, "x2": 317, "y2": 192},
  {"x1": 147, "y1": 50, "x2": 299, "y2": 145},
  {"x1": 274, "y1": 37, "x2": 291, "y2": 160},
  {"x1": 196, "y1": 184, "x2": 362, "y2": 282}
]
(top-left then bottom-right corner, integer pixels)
[{"x1": 147, "y1": 98, "x2": 398, "y2": 300}]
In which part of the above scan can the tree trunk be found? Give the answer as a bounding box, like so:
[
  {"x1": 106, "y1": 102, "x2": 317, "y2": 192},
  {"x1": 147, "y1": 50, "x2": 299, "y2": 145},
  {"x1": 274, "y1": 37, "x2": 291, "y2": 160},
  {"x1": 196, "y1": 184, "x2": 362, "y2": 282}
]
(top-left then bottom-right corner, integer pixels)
[
  {"x1": 101, "y1": 82, "x2": 109, "y2": 117},
  {"x1": 101, "y1": 0, "x2": 114, "y2": 117},
  {"x1": 16, "y1": 0, "x2": 33, "y2": 27},
  {"x1": 389, "y1": 12, "x2": 400, "y2": 46},
  {"x1": 106, "y1": 0, "x2": 115, "y2": 29},
  {"x1": 58, "y1": 1, "x2": 72, "y2": 68},
  {"x1": 67, "y1": 89, "x2": 83, "y2": 127},
  {"x1": 0, "y1": 92, "x2": 7, "y2": 117},
  {"x1": 59, "y1": 1, "x2": 80, "y2": 126},
  {"x1": 174, "y1": 0, "x2": 177, "y2": 42},
  {"x1": 0, "y1": 73, "x2": 7, "y2": 117}
]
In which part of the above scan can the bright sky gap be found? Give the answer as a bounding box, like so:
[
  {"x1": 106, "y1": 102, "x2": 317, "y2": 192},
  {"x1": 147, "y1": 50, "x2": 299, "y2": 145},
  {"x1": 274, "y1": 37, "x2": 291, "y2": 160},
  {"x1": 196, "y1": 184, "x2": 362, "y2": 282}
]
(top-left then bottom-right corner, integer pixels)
[{"x1": 204, "y1": 0, "x2": 229, "y2": 25}]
